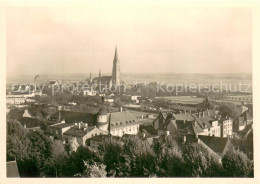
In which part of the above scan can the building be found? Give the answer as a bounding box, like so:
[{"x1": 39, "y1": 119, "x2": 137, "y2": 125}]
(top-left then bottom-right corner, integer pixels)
[
  {"x1": 47, "y1": 121, "x2": 74, "y2": 139},
  {"x1": 219, "y1": 116, "x2": 233, "y2": 138},
  {"x1": 91, "y1": 46, "x2": 121, "y2": 89},
  {"x1": 234, "y1": 110, "x2": 253, "y2": 132},
  {"x1": 96, "y1": 108, "x2": 140, "y2": 137},
  {"x1": 192, "y1": 111, "x2": 221, "y2": 137},
  {"x1": 153, "y1": 110, "x2": 222, "y2": 137},
  {"x1": 63, "y1": 122, "x2": 107, "y2": 146},
  {"x1": 7, "y1": 161, "x2": 20, "y2": 177},
  {"x1": 83, "y1": 89, "x2": 97, "y2": 96}
]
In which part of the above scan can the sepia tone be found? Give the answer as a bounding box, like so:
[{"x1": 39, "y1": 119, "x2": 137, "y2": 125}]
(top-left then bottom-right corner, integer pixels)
[{"x1": 3, "y1": 1, "x2": 256, "y2": 180}]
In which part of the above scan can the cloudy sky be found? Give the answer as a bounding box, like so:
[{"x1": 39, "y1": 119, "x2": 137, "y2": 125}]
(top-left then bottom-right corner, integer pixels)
[{"x1": 6, "y1": 3, "x2": 252, "y2": 75}]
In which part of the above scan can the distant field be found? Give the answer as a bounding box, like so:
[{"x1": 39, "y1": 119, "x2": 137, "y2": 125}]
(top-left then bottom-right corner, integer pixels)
[{"x1": 155, "y1": 96, "x2": 204, "y2": 104}]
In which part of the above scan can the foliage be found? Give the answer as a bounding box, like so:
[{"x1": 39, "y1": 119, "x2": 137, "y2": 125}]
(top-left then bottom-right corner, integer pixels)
[
  {"x1": 81, "y1": 161, "x2": 107, "y2": 177},
  {"x1": 222, "y1": 150, "x2": 254, "y2": 177}
]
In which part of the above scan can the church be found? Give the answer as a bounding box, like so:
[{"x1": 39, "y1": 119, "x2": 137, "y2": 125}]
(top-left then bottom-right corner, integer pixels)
[{"x1": 90, "y1": 46, "x2": 121, "y2": 89}]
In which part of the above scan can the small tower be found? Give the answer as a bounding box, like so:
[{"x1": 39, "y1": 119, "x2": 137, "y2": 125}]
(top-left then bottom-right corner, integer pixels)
[
  {"x1": 97, "y1": 108, "x2": 108, "y2": 131},
  {"x1": 89, "y1": 72, "x2": 92, "y2": 83},
  {"x1": 99, "y1": 69, "x2": 101, "y2": 78}
]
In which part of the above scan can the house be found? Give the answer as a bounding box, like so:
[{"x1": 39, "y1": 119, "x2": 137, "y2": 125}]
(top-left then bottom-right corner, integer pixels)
[
  {"x1": 234, "y1": 110, "x2": 253, "y2": 132},
  {"x1": 63, "y1": 122, "x2": 107, "y2": 146},
  {"x1": 192, "y1": 111, "x2": 221, "y2": 137},
  {"x1": 7, "y1": 160, "x2": 20, "y2": 177},
  {"x1": 218, "y1": 116, "x2": 233, "y2": 138},
  {"x1": 83, "y1": 89, "x2": 97, "y2": 96},
  {"x1": 47, "y1": 122, "x2": 74, "y2": 139}
]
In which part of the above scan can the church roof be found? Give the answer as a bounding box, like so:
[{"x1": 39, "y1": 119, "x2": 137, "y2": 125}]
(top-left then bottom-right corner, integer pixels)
[{"x1": 92, "y1": 76, "x2": 112, "y2": 83}]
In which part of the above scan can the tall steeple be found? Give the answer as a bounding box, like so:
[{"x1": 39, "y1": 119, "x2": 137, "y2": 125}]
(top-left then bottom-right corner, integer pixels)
[{"x1": 112, "y1": 45, "x2": 121, "y2": 85}]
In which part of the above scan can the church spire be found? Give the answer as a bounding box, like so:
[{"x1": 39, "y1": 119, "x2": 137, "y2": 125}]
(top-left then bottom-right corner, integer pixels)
[{"x1": 112, "y1": 45, "x2": 121, "y2": 85}]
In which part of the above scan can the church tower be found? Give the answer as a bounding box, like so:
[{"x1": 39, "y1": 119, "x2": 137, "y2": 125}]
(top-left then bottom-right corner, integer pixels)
[{"x1": 112, "y1": 46, "x2": 121, "y2": 85}]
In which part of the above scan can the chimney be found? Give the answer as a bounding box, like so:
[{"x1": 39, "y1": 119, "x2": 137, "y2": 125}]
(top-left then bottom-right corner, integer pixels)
[
  {"x1": 143, "y1": 133, "x2": 146, "y2": 138},
  {"x1": 24, "y1": 124, "x2": 27, "y2": 129},
  {"x1": 199, "y1": 112, "x2": 201, "y2": 118},
  {"x1": 202, "y1": 111, "x2": 205, "y2": 118},
  {"x1": 119, "y1": 107, "x2": 123, "y2": 112},
  {"x1": 166, "y1": 131, "x2": 170, "y2": 136},
  {"x1": 78, "y1": 123, "x2": 81, "y2": 130},
  {"x1": 184, "y1": 110, "x2": 186, "y2": 115},
  {"x1": 84, "y1": 123, "x2": 88, "y2": 128},
  {"x1": 182, "y1": 136, "x2": 186, "y2": 144}
]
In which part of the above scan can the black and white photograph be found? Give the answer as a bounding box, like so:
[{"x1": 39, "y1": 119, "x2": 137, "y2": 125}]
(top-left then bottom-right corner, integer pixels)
[{"x1": 1, "y1": 0, "x2": 260, "y2": 183}]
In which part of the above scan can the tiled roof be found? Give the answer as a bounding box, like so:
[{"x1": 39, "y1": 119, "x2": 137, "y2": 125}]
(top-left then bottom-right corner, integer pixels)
[
  {"x1": 110, "y1": 120, "x2": 139, "y2": 129},
  {"x1": 174, "y1": 113, "x2": 195, "y2": 121},
  {"x1": 198, "y1": 135, "x2": 230, "y2": 154},
  {"x1": 192, "y1": 114, "x2": 214, "y2": 129},
  {"x1": 110, "y1": 111, "x2": 137, "y2": 122},
  {"x1": 7, "y1": 161, "x2": 20, "y2": 177}
]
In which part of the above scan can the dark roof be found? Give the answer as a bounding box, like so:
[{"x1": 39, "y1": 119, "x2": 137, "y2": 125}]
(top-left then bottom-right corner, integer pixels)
[
  {"x1": 7, "y1": 161, "x2": 20, "y2": 177},
  {"x1": 50, "y1": 110, "x2": 97, "y2": 124},
  {"x1": 198, "y1": 135, "x2": 230, "y2": 155},
  {"x1": 18, "y1": 117, "x2": 55, "y2": 128},
  {"x1": 192, "y1": 114, "x2": 215, "y2": 129},
  {"x1": 18, "y1": 117, "x2": 40, "y2": 128},
  {"x1": 51, "y1": 123, "x2": 74, "y2": 129},
  {"x1": 92, "y1": 76, "x2": 112, "y2": 83}
]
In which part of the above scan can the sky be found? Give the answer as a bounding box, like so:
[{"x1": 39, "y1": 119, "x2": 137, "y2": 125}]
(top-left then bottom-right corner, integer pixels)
[{"x1": 6, "y1": 3, "x2": 252, "y2": 76}]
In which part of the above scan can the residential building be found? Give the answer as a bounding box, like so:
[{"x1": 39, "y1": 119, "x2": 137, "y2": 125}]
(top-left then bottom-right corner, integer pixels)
[{"x1": 63, "y1": 122, "x2": 107, "y2": 146}]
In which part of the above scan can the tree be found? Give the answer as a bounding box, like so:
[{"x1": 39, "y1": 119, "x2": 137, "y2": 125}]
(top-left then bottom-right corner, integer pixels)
[
  {"x1": 81, "y1": 161, "x2": 107, "y2": 177},
  {"x1": 222, "y1": 150, "x2": 254, "y2": 177},
  {"x1": 69, "y1": 137, "x2": 79, "y2": 153}
]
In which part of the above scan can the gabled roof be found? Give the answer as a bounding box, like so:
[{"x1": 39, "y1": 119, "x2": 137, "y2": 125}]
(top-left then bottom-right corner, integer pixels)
[
  {"x1": 50, "y1": 110, "x2": 97, "y2": 124},
  {"x1": 192, "y1": 114, "x2": 214, "y2": 129},
  {"x1": 198, "y1": 135, "x2": 231, "y2": 155},
  {"x1": 174, "y1": 113, "x2": 195, "y2": 122},
  {"x1": 7, "y1": 161, "x2": 20, "y2": 177},
  {"x1": 239, "y1": 110, "x2": 253, "y2": 121}
]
